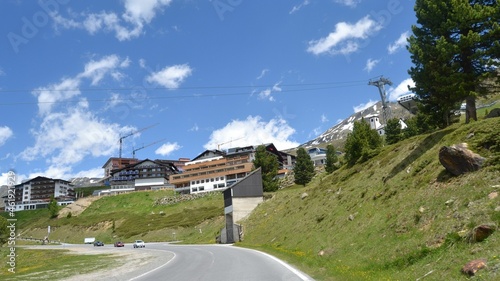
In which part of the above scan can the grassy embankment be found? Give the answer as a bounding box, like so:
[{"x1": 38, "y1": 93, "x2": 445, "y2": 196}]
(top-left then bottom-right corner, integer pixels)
[
  {"x1": 1, "y1": 102, "x2": 499, "y2": 280},
  {"x1": 0, "y1": 191, "x2": 225, "y2": 279},
  {"x1": 239, "y1": 109, "x2": 500, "y2": 280}
]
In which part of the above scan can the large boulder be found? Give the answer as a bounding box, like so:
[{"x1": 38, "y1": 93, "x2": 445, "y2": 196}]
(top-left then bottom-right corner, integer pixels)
[
  {"x1": 439, "y1": 143, "x2": 485, "y2": 176},
  {"x1": 485, "y1": 108, "x2": 500, "y2": 118}
]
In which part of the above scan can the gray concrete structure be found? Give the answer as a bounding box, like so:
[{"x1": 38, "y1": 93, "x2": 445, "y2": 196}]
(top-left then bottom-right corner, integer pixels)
[{"x1": 219, "y1": 168, "x2": 263, "y2": 244}]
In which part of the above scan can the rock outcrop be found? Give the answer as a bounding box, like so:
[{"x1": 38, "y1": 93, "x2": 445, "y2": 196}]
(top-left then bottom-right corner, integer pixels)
[{"x1": 438, "y1": 143, "x2": 485, "y2": 176}]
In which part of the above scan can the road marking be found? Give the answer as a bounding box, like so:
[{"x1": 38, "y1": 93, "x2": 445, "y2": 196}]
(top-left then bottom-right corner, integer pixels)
[
  {"x1": 236, "y1": 247, "x2": 314, "y2": 281},
  {"x1": 128, "y1": 249, "x2": 176, "y2": 281}
]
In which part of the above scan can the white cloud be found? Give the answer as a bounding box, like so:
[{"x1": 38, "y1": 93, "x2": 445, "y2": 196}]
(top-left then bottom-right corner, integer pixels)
[
  {"x1": 33, "y1": 55, "x2": 129, "y2": 116},
  {"x1": 155, "y1": 142, "x2": 181, "y2": 156},
  {"x1": 79, "y1": 55, "x2": 126, "y2": 85},
  {"x1": 0, "y1": 171, "x2": 22, "y2": 185},
  {"x1": 32, "y1": 77, "x2": 81, "y2": 116},
  {"x1": 51, "y1": 0, "x2": 172, "y2": 41},
  {"x1": 307, "y1": 16, "x2": 382, "y2": 56},
  {"x1": 353, "y1": 99, "x2": 378, "y2": 113},
  {"x1": 146, "y1": 64, "x2": 193, "y2": 89},
  {"x1": 321, "y1": 114, "x2": 329, "y2": 123},
  {"x1": 364, "y1": 58, "x2": 380, "y2": 72},
  {"x1": 289, "y1": 0, "x2": 310, "y2": 14},
  {"x1": 0, "y1": 126, "x2": 13, "y2": 146},
  {"x1": 204, "y1": 116, "x2": 299, "y2": 151},
  {"x1": 256, "y1": 69, "x2": 269, "y2": 79},
  {"x1": 258, "y1": 82, "x2": 282, "y2": 101},
  {"x1": 388, "y1": 31, "x2": 410, "y2": 54},
  {"x1": 335, "y1": 0, "x2": 361, "y2": 7},
  {"x1": 20, "y1": 56, "x2": 138, "y2": 180},
  {"x1": 21, "y1": 108, "x2": 125, "y2": 165},
  {"x1": 387, "y1": 78, "x2": 415, "y2": 101},
  {"x1": 189, "y1": 124, "x2": 199, "y2": 132},
  {"x1": 27, "y1": 166, "x2": 104, "y2": 181}
]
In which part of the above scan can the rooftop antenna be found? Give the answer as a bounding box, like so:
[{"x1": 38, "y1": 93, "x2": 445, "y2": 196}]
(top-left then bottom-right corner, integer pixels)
[{"x1": 368, "y1": 76, "x2": 393, "y2": 123}]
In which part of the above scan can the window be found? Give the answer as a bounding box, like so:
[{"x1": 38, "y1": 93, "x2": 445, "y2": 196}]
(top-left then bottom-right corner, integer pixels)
[{"x1": 199, "y1": 187, "x2": 204, "y2": 191}]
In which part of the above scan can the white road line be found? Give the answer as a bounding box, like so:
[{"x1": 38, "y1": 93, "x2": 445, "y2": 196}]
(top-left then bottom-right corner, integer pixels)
[
  {"x1": 128, "y1": 249, "x2": 176, "y2": 281},
  {"x1": 236, "y1": 246, "x2": 314, "y2": 281}
]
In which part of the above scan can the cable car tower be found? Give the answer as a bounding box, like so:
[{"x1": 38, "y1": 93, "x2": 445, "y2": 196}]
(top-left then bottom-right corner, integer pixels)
[{"x1": 368, "y1": 76, "x2": 393, "y2": 123}]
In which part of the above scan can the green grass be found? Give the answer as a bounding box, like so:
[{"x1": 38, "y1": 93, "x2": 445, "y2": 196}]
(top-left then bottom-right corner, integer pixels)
[
  {"x1": 2, "y1": 103, "x2": 499, "y2": 280},
  {"x1": 0, "y1": 247, "x2": 117, "y2": 280},
  {"x1": 239, "y1": 116, "x2": 500, "y2": 280},
  {"x1": 1, "y1": 190, "x2": 225, "y2": 244}
]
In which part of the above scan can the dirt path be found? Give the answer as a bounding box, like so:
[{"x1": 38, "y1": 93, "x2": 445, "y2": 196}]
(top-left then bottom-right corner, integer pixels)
[{"x1": 57, "y1": 196, "x2": 100, "y2": 218}]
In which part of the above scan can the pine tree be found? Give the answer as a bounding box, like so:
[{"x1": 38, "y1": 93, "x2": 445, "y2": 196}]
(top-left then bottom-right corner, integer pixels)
[
  {"x1": 325, "y1": 144, "x2": 338, "y2": 173},
  {"x1": 344, "y1": 120, "x2": 383, "y2": 166},
  {"x1": 294, "y1": 147, "x2": 315, "y2": 186},
  {"x1": 48, "y1": 196, "x2": 59, "y2": 219},
  {"x1": 408, "y1": 0, "x2": 500, "y2": 125},
  {"x1": 253, "y1": 145, "x2": 279, "y2": 192},
  {"x1": 385, "y1": 118, "x2": 402, "y2": 145}
]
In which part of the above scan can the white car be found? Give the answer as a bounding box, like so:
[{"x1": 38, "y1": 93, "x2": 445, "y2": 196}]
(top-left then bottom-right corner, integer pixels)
[{"x1": 133, "y1": 240, "x2": 145, "y2": 248}]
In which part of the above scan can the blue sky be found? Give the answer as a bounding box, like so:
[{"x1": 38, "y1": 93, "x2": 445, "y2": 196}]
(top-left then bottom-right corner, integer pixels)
[{"x1": 0, "y1": 0, "x2": 417, "y2": 183}]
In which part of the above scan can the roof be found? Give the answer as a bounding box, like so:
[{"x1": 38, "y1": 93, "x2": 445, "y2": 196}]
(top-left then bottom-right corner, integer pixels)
[
  {"x1": 110, "y1": 158, "x2": 180, "y2": 175},
  {"x1": 102, "y1": 157, "x2": 138, "y2": 168},
  {"x1": 190, "y1": 149, "x2": 226, "y2": 162},
  {"x1": 15, "y1": 176, "x2": 71, "y2": 187}
]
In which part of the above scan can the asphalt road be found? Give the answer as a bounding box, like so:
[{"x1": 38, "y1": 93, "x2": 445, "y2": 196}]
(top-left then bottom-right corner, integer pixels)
[{"x1": 127, "y1": 243, "x2": 314, "y2": 281}]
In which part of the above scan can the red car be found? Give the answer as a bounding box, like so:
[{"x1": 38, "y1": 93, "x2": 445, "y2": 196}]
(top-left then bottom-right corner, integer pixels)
[{"x1": 114, "y1": 241, "x2": 124, "y2": 247}]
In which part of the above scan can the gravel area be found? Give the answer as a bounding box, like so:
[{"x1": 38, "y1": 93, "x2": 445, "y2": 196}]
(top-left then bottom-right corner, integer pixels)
[{"x1": 26, "y1": 244, "x2": 175, "y2": 281}]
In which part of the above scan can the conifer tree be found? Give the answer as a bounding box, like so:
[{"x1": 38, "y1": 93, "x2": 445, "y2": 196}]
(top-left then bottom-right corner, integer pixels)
[
  {"x1": 325, "y1": 144, "x2": 338, "y2": 173},
  {"x1": 344, "y1": 120, "x2": 383, "y2": 166},
  {"x1": 408, "y1": 0, "x2": 500, "y2": 125},
  {"x1": 385, "y1": 118, "x2": 402, "y2": 145},
  {"x1": 294, "y1": 147, "x2": 315, "y2": 186},
  {"x1": 253, "y1": 145, "x2": 279, "y2": 192},
  {"x1": 48, "y1": 196, "x2": 59, "y2": 218}
]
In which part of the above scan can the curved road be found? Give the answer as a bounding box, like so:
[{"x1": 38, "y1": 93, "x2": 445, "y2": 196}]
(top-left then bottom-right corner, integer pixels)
[{"x1": 128, "y1": 243, "x2": 314, "y2": 281}]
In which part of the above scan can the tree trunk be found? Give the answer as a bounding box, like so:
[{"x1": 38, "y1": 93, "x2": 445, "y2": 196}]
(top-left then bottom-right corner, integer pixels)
[{"x1": 465, "y1": 96, "x2": 477, "y2": 124}]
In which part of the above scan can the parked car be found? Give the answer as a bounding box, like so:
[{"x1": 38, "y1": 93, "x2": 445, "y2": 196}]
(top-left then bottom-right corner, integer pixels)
[
  {"x1": 114, "y1": 241, "x2": 124, "y2": 247},
  {"x1": 133, "y1": 240, "x2": 145, "y2": 248},
  {"x1": 93, "y1": 241, "x2": 104, "y2": 247}
]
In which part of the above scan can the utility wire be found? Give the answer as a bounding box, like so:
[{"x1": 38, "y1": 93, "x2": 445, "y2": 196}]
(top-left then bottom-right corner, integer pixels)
[{"x1": 0, "y1": 80, "x2": 367, "y2": 106}]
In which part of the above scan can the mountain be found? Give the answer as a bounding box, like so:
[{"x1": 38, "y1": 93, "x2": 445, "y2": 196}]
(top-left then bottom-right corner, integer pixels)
[{"x1": 299, "y1": 100, "x2": 414, "y2": 150}]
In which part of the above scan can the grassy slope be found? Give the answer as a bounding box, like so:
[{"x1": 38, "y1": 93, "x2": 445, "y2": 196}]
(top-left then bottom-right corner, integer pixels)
[
  {"x1": 6, "y1": 190, "x2": 225, "y2": 245},
  {"x1": 2, "y1": 104, "x2": 499, "y2": 280},
  {"x1": 239, "y1": 116, "x2": 500, "y2": 281}
]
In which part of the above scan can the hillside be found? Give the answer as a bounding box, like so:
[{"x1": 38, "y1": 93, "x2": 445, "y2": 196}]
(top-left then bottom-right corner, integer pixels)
[
  {"x1": 239, "y1": 116, "x2": 500, "y2": 280},
  {"x1": 3, "y1": 103, "x2": 499, "y2": 280},
  {"x1": 299, "y1": 101, "x2": 413, "y2": 150}
]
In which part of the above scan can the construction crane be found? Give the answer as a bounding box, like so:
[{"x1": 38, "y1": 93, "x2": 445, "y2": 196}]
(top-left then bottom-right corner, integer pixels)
[
  {"x1": 368, "y1": 76, "x2": 393, "y2": 123},
  {"x1": 119, "y1": 123, "x2": 159, "y2": 160},
  {"x1": 217, "y1": 137, "x2": 245, "y2": 150},
  {"x1": 132, "y1": 138, "x2": 166, "y2": 159}
]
